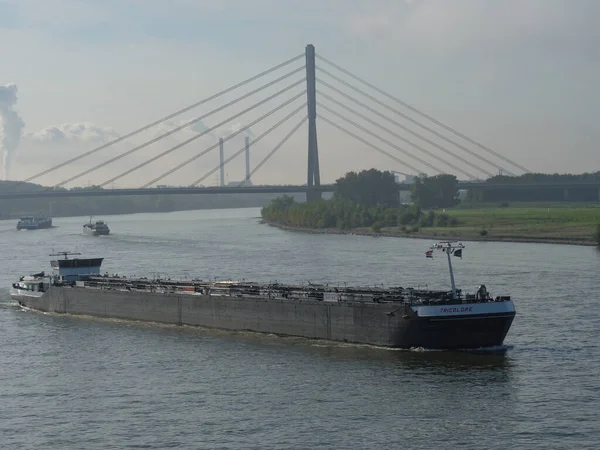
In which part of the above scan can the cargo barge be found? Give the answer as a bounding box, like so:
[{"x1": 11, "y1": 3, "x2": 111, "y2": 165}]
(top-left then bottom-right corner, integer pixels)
[
  {"x1": 16, "y1": 216, "x2": 52, "y2": 230},
  {"x1": 10, "y1": 243, "x2": 516, "y2": 349}
]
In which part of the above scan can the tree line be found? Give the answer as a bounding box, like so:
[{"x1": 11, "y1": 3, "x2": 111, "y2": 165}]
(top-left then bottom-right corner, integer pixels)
[
  {"x1": 487, "y1": 172, "x2": 600, "y2": 184},
  {"x1": 480, "y1": 172, "x2": 600, "y2": 202},
  {"x1": 262, "y1": 169, "x2": 459, "y2": 231}
]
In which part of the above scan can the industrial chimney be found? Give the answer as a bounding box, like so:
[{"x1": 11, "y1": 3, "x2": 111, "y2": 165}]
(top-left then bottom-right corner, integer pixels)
[
  {"x1": 245, "y1": 136, "x2": 251, "y2": 186},
  {"x1": 219, "y1": 138, "x2": 225, "y2": 187}
]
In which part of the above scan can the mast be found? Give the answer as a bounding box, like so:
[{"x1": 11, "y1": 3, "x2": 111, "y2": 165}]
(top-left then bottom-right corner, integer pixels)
[
  {"x1": 431, "y1": 241, "x2": 464, "y2": 300},
  {"x1": 445, "y1": 242, "x2": 457, "y2": 299}
]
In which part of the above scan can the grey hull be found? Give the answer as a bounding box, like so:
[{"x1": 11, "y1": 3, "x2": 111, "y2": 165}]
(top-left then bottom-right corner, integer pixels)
[
  {"x1": 13, "y1": 287, "x2": 514, "y2": 349},
  {"x1": 83, "y1": 229, "x2": 110, "y2": 236}
]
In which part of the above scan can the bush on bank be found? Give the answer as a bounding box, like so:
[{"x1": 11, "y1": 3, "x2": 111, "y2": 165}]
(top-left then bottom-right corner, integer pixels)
[{"x1": 261, "y1": 195, "x2": 457, "y2": 230}]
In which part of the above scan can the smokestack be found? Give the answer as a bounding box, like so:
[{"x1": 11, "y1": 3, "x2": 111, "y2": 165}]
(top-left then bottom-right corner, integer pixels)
[
  {"x1": 245, "y1": 136, "x2": 250, "y2": 186},
  {"x1": 219, "y1": 138, "x2": 225, "y2": 187},
  {"x1": 0, "y1": 83, "x2": 25, "y2": 180}
]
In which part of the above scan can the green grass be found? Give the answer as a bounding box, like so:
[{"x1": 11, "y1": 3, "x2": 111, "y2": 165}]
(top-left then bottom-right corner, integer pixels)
[{"x1": 386, "y1": 203, "x2": 600, "y2": 243}]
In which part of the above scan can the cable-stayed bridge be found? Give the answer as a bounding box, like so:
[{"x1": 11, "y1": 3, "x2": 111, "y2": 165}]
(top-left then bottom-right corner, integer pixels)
[{"x1": 6, "y1": 45, "x2": 534, "y2": 201}]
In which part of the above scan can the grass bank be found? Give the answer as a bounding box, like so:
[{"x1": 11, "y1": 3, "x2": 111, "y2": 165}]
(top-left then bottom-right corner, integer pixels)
[
  {"x1": 265, "y1": 203, "x2": 600, "y2": 246},
  {"x1": 434, "y1": 203, "x2": 600, "y2": 244}
]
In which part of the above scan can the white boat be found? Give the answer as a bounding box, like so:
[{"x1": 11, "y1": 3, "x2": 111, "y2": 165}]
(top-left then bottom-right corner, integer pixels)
[{"x1": 83, "y1": 217, "x2": 110, "y2": 236}]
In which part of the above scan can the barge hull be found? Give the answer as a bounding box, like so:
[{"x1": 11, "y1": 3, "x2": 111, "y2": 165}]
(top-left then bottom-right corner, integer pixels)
[{"x1": 13, "y1": 286, "x2": 514, "y2": 349}]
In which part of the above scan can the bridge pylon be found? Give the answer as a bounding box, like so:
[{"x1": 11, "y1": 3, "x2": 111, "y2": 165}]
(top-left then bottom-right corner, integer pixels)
[{"x1": 306, "y1": 44, "x2": 321, "y2": 201}]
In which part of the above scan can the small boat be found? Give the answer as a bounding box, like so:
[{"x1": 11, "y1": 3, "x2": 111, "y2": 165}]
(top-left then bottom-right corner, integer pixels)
[
  {"x1": 17, "y1": 216, "x2": 52, "y2": 230},
  {"x1": 83, "y1": 217, "x2": 110, "y2": 236}
]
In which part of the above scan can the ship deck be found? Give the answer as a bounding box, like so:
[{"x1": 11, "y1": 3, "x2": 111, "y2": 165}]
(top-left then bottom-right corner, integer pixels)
[{"x1": 75, "y1": 276, "x2": 508, "y2": 307}]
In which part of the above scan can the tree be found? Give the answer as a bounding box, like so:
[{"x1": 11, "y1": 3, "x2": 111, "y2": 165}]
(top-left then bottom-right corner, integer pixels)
[
  {"x1": 334, "y1": 169, "x2": 399, "y2": 208},
  {"x1": 411, "y1": 174, "x2": 459, "y2": 209},
  {"x1": 269, "y1": 194, "x2": 296, "y2": 211}
]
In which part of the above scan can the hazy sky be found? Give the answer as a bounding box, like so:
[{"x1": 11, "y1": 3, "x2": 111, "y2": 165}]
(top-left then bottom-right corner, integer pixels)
[{"x1": 1, "y1": 0, "x2": 599, "y2": 187}]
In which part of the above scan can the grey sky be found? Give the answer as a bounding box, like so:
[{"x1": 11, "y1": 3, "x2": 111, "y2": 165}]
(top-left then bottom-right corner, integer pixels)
[{"x1": 1, "y1": 0, "x2": 598, "y2": 186}]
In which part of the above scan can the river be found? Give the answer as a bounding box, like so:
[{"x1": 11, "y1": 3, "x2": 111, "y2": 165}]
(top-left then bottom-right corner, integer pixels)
[{"x1": 1, "y1": 208, "x2": 599, "y2": 449}]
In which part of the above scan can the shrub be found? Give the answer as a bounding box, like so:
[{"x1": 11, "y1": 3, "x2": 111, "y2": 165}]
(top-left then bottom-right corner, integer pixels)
[
  {"x1": 480, "y1": 228, "x2": 488, "y2": 236},
  {"x1": 399, "y1": 211, "x2": 417, "y2": 225},
  {"x1": 419, "y1": 211, "x2": 435, "y2": 227},
  {"x1": 435, "y1": 213, "x2": 453, "y2": 227},
  {"x1": 371, "y1": 222, "x2": 382, "y2": 233}
]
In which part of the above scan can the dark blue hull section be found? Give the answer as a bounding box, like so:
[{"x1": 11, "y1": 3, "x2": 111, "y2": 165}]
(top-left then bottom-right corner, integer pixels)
[{"x1": 397, "y1": 313, "x2": 516, "y2": 349}]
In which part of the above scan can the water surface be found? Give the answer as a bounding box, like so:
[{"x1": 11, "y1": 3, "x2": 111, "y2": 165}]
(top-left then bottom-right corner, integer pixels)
[{"x1": 1, "y1": 208, "x2": 599, "y2": 449}]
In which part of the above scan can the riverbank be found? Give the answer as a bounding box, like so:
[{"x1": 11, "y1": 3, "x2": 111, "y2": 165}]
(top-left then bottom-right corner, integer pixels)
[{"x1": 261, "y1": 219, "x2": 598, "y2": 246}]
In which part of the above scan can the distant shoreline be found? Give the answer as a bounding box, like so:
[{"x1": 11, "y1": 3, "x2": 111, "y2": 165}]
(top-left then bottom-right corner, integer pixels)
[{"x1": 261, "y1": 220, "x2": 596, "y2": 247}]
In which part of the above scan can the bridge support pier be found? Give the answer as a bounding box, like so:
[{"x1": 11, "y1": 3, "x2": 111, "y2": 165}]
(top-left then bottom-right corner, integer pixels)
[
  {"x1": 306, "y1": 44, "x2": 321, "y2": 202},
  {"x1": 306, "y1": 189, "x2": 321, "y2": 202}
]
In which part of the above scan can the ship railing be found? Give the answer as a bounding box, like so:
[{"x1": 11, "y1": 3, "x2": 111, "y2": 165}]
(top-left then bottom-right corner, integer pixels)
[{"x1": 73, "y1": 278, "x2": 512, "y2": 304}]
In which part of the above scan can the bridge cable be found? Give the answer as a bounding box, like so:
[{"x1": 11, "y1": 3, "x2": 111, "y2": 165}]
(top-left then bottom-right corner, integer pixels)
[
  {"x1": 316, "y1": 55, "x2": 529, "y2": 173},
  {"x1": 319, "y1": 115, "x2": 427, "y2": 175},
  {"x1": 318, "y1": 71, "x2": 507, "y2": 178},
  {"x1": 99, "y1": 81, "x2": 306, "y2": 187},
  {"x1": 318, "y1": 83, "x2": 494, "y2": 178},
  {"x1": 317, "y1": 67, "x2": 512, "y2": 177},
  {"x1": 25, "y1": 54, "x2": 305, "y2": 183},
  {"x1": 315, "y1": 61, "x2": 527, "y2": 175},
  {"x1": 238, "y1": 117, "x2": 307, "y2": 187},
  {"x1": 56, "y1": 69, "x2": 306, "y2": 187},
  {"x1": 190, "y1": 103, "x2": 307, "y2": 187},
  {"x1": 143, "y1": 99, "x2": 306, "y2": 188},
  {"x1": 145, "y1": 100, "x2": 306, "y2": 188},
  {"x1": 318, "y1": 90, "x2": 483, "y2": 179},
  {"x1": 144, "y1": 100, "x2": 306, "y2": 188},
  {"x1": 319, "y1": 102, "x2": 475, "y2": 178}
]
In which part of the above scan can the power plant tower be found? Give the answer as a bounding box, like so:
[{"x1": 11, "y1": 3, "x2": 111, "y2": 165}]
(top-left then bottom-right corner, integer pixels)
[
  {"x1": 245, "y1": 136, "x2": 251, "y2": 186},
  {"x1": 219, "y1": 138, "x2": 225, "y2": 187}
]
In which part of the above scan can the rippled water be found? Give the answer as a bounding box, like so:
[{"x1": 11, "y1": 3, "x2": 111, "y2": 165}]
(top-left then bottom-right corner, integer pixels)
[{"x1": 1, "y1": 208, "x2": 599, "y2": 449}]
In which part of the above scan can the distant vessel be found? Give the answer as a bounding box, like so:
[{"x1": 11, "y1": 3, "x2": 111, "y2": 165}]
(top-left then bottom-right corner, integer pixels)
[
  {"x1": 16, "y1": 216, "x2": 52, "y2": 230},
  {"x1": 10, "y1": 242, "x2": 516, "y2": 349},
  {"x1": 83, "y1": 217, "x2": 110, "y2": 236}
]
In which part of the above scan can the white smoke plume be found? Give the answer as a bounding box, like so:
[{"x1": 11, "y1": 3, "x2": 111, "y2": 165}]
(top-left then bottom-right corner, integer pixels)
[
  {"x1": 29, "y1": 122, "x2": 120, "y2": 144},
  {"x1": 135, "y1": 118, "x2": 209, "y2": 145},
  {"x1": 0, "y1": 83, "x2": 25, "y2": 180},
  {"x1": 218, "y1": 123, "x2": 254, "y2": 140},
  {"x1": 153, "y1": 119, "x2": 208, "y2": 137}
]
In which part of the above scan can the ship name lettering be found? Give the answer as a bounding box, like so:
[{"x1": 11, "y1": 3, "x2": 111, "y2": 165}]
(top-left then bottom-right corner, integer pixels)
[{"x1": 439, "y1": 306, "x2": 473, "y2": 313}]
